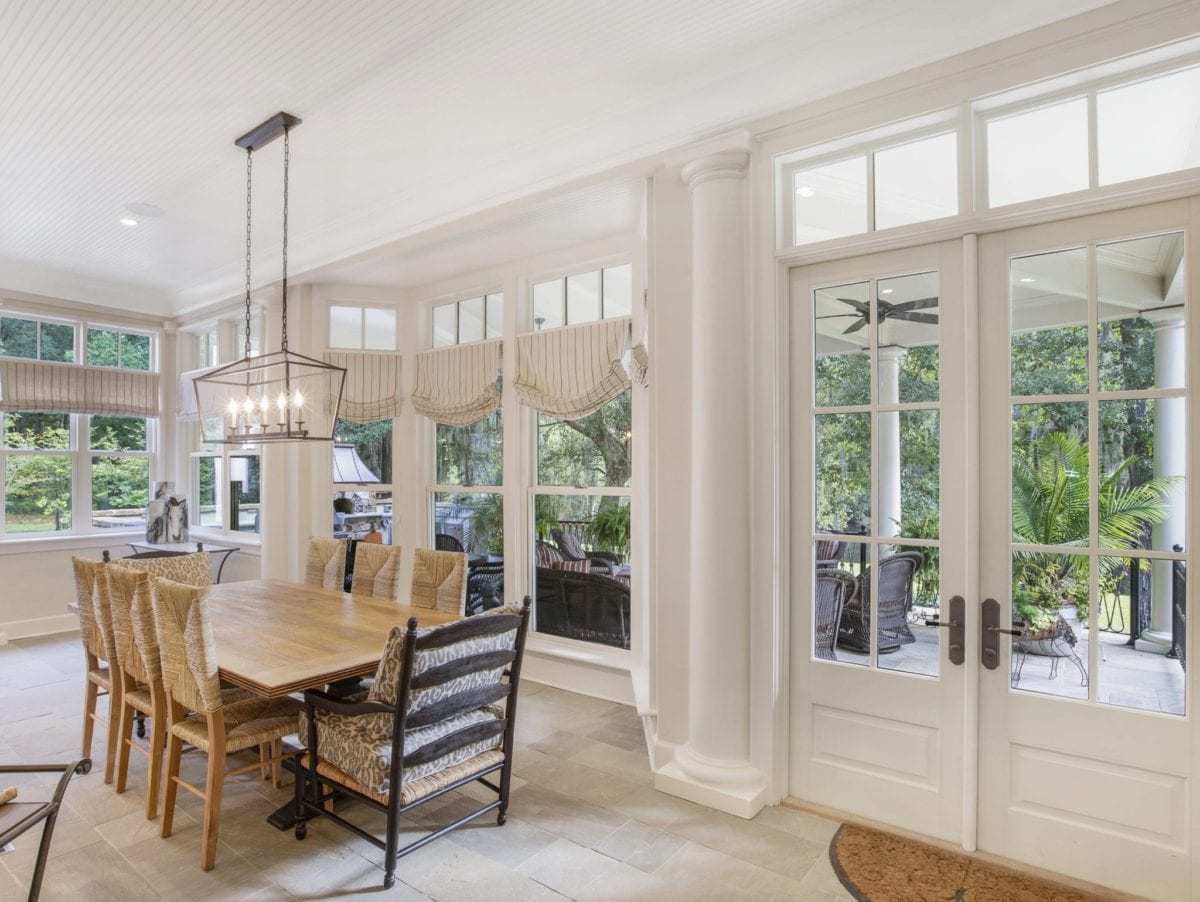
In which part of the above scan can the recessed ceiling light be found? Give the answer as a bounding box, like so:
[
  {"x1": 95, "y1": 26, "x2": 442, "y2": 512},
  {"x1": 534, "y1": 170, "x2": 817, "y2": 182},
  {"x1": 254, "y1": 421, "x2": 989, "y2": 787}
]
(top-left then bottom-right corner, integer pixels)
[
  {"x1": 796, "y1": 185, "x2": 815, "y2": 198},
  {"x1": 119, "y1": 217, "x2": 138, "y2": 227},
  {"x1": 880, "y1": 288, "x2": 894, "y2": 295},
  {"x1": 124, "y1": 202, "x2": 163, "y2": 218},
  {"x1": 1018, "y1": 277, "x2": 1036, "y2": 283}
]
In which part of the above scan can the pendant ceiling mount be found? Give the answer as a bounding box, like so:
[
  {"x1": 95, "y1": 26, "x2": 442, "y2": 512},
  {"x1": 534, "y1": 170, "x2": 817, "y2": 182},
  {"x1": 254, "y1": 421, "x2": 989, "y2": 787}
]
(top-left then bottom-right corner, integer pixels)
[{"x1": 193, "y1": 111, "x2": 346, "y2": 445}]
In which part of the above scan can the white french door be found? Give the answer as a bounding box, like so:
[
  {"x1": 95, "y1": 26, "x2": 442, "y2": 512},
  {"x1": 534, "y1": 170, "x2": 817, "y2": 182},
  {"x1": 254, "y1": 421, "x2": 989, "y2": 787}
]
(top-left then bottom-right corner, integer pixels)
[
  {"x1": 789, "y1": 239, "x2": 971, "y2": 842},
  {"x1": 978, "y1": 199, "x2": 1197, "y2": 901}
]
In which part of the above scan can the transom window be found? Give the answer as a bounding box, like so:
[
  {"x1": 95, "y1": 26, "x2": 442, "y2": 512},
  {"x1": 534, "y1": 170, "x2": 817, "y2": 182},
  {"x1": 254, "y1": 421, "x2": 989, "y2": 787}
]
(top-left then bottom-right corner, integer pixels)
[
  {"x1": 86, "y1": 327, "x2": 152, "y2": 370},
  {"x1": 432, "y1": 293, "x2": 503, "y2": 348},
  {"x1": 532, "y1": 264, "x2": 631, "y2": 329},
  {"x1": 0, "y1": 315, "x2": 75, "y2": 362},
  {"x1": 329, "y1": 304, "x2": 397, "y2": 350}
]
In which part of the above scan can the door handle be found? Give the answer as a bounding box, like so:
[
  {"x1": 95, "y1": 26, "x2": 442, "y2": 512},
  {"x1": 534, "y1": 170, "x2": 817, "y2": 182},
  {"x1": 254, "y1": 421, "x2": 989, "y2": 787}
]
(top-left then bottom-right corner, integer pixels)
[
  {"x1": 924, "y1": 594, "x2": 964, "y2": 665},
  {"x1": 980, "y1": 598, "x2": 1024, "y2": 670}
]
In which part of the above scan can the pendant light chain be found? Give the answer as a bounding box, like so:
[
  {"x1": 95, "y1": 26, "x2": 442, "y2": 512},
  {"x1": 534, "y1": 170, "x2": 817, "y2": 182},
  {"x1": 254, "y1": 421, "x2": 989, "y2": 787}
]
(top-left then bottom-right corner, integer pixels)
[
  {"x1": 243, "y1": 148, "x2": 253, "y2": 360},
  {"x1": 280, "y1": 128, "x2": 290, "y2": 352}
]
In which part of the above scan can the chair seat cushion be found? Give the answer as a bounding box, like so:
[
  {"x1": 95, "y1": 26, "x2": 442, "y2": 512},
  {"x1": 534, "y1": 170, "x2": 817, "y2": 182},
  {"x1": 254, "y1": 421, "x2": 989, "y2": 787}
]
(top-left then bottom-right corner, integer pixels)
[
  {"x1": 87, "y1": 666, "x2": 111, "y2": 690},
  {"x1": 301, "y1": 748, "x2": 505, "y2": 807},
  {"x1": 172, "y1": 696, "x2": 303, "y2": 753},
  {"x1": 298, "y1": 705, "x2": 503, "y2": 796}
]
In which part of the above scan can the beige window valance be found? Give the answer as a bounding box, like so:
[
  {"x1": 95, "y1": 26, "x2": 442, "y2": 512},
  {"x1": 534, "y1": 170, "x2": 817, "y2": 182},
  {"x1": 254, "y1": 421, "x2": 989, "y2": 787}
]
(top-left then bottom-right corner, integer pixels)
[
  {"x1": 411, "y1": 339, "x2": 502, "y2": 427},
  {"x1": 0, "y1": 358, "x2": 160, "y2": 417},
  {"x1": 323, "y1": 351, "x2": 403, "y2": 424},
  {"x1": 514, "y1": 318, "x2": 635, "y2": 419}
]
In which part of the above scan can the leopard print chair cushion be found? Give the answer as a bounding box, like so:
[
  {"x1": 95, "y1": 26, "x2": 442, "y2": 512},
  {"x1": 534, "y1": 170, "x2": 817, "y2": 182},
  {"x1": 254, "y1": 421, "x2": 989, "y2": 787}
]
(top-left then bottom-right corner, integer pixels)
[{"x1": 115, "y1": 552, "x2": 212, "y2": 588}]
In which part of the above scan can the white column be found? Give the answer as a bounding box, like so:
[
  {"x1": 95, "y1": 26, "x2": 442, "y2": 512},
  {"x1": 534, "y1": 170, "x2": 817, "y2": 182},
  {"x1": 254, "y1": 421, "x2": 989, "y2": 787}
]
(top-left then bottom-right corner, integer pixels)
[
  {"x1": 877, "y1": 346, "x2": 905, "y2": 539},
  {"x1": 1139, "y1": 306, "x2": 1185, "y2": 651},
  {"x1": 656, "y1": 151, "x2": 765, "y2": 818}
]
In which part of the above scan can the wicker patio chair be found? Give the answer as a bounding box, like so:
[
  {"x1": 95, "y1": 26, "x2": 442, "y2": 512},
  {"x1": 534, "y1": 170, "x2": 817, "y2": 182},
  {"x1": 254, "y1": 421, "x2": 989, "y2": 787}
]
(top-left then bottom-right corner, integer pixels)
[
  {"x1": 814, "y1": 569, "x2": 856, "y2": 661},
  {"x1": 305, "y1": 536, "x2": 348, "y2": 590},
  {"x1": 152, "y1": 577, "x2": 302, "y2": 870},
  {"x1": 434, "y1": 533, "x2": 465, "y2": 553},
  {"x1": 71, "y1": 558, "x2": 114, "y2": 779},
  {"x1": 350, "y1": 543, "x2": 402, "y2": 600},
  {"x1": 294, "y1": 599, "x2": 532, "y2": 890},
  {"x1": 837, "y1": 551, "x2": 923, "y2": 653},
  {"x1": 535, "y1": 566, "x2": 630, "y2": 649},
  {"x1": 0, "y1": 759, "x2": 91, "y2": 902},
  {"x1": 815, "y1": 537, "x2": 846, "y2": 569},
  {"x1": 467, "y1": 561, "x2": 505, "y2": 616},
  {"x1": 411, "y1": 548, "x2": 468, "y2": 615},
  {"x1": 550, "y1": 527, "x2": 621, "y2": 575}
]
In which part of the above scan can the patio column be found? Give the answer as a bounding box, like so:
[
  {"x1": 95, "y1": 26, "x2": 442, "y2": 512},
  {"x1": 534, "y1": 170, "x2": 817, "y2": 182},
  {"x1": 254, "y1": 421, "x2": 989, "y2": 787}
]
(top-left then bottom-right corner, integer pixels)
[
  {"x1": 877, "y1": 346, "x2": 905, "y2": 539},
  {"x1": 1139, "y1": 305, "x2": 1186, "y2": 651},
  {"x1": 656, "y1": 150, "x2": 765, "y2": 819}
]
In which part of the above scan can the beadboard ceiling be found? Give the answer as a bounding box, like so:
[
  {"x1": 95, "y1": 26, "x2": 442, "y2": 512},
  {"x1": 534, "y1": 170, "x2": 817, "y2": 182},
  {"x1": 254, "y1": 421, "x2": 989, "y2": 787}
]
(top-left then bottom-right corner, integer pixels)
[{"x1": 0, "y1": 0, "x2": 1112, "y2": 315}]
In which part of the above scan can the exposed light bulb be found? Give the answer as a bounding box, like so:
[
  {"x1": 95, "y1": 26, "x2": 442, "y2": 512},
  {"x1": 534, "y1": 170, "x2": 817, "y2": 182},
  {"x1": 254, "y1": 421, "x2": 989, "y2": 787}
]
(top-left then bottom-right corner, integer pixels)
[{"x1": 276, "y1": 392, "x2": 288, "y2": 412}]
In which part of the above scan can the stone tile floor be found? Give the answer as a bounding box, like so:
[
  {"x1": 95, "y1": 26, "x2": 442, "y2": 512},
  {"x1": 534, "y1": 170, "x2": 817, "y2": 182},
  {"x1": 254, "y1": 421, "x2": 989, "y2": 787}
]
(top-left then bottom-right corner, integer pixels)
[{"x1": 0, "y1": 634, "x2": 852, "y2": 901}]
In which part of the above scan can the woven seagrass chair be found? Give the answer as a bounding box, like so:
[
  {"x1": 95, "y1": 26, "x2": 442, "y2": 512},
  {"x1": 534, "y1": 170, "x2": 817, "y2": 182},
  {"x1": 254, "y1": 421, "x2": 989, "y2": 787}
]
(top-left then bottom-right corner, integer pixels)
[
  {"x1": 71, "y1": 557, "x2": 116, "y2": 782},
  {"x1": 411, "y1": 548, "x2": 468, "y2": 615},
  {"x1": 294, "y1": 598, "x2": 532, "y2": 890},
  {"x1": 0, "y1": 759, "x2": 90, "y2": 902},
  {"x1": 551, "y1": 527, "x2": 620, "y2": 575},
  {"x1": 350, "y1": 543, "x2": 402, "y2": 600},
  {"x1": 535, "y1": 566, "x2": 630, "y2": 649},
  {"x1": 814, "y1": 569, "x2": 856, "y2": 661},
  {"x1": 151, "y1": 577, "x2": 302, "y2": 870},
  {"x1": 837, "y1": 551, "x2": 923, "y2": 653},
  {"x1": 305, "y1": 536, "x2": 348, "y2": 590}
]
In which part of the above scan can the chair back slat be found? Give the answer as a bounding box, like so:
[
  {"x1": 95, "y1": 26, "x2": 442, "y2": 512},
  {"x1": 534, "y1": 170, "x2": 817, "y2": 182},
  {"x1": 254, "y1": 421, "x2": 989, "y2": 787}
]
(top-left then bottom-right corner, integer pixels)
[
  {"x1": 71, "y1": 557, "x2": 107, "y2": 662},
  {"x1": 410, "y1": 548, "x2": 467, "y2": 614},
  {"x1": 409, "y1": 650, "x2": 517, "y2": 691},
  {"x1": 305, "y1": 536, "x2": 348, "y2": 590},
  {"x1": 403, "y1": 683, "x2": 510, "y2": 730},
  {"x1": 401, "y1": 719, "x2": 507, "y2": 770},
  {"x1": 151, "y1": 577, "x2": 222, "y2": 714},
  {"x1": 414, "y1": 611, "x2": 524, "y2": 651},
  {"x1": 106, "y1": 565, "x2": 153, "y2": 686},
  {"x1": 350, "y1": 543, "x2": 402, "y2": 600}
]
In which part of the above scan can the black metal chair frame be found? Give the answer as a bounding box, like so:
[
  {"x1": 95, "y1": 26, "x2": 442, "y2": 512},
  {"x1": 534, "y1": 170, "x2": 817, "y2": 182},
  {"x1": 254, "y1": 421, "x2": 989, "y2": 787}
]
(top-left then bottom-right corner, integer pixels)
[
  {"x1": 293, "y1": 600, "x2": 531, "y2": 890},
  {"x1": 0, "y1": 759, "x2": 90, "y2": 902}
]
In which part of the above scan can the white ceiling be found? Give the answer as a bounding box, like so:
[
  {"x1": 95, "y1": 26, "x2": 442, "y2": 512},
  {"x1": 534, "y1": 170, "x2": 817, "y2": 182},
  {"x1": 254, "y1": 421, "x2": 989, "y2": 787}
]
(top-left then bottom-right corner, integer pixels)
[{"x1": 0, "y1": 0, "x2": 1114, "y2": 315}]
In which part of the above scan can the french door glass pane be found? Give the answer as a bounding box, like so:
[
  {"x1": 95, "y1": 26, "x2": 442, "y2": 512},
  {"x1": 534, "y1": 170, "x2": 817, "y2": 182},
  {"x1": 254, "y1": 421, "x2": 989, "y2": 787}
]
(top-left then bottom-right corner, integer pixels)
[
  {"x1": 815, "y1": 540, "x2": 868, "y2": 667},
  {"x1": 1010, "y1": 248, "x2": 1089, "y2": 396},
  {"x1": 877, "y1": 543, "x2": 939, "y2": 677},
  {"x1": 814, "y1": 281, "x2": 870, "y2": 407},
  {"x1": 1098, "y1": 400, "x2": 1184, "y2": 553},
  {"x1": 91, "y1": 456, "x2": 149, "y2": 527},
  {"x1": 987, "y1": 98, "x2": 1089, "y2": 207},
  {"x1": 897, "y1": 410, "x2": 939, "y2": 539},
  {"x1": 815, "y1": 413, "x2": 871, "y2": 535},
  {"x1": 878, "y1": 271, "x2": 939, "y2": 403},
  {"x1": 1098, "y1": 66, "x2": 1200, "y2": 186},
  {"x1": 5, "y1": 455, "x2": 71, "y2": 533},
  {"x1": 1011, "y1": 402, "x2": 1089, "y2": 546},
  {"x1": 873, "y1": 132, "x2": 958, "y2": 230},
  {"x1": 1010, "y1": 551, "x2": 1089, "y2": 701},
  {"x1": 1096, "y1": 232, "x2": 1185, "y2": 392},
  {"x1": 1096, "y1": 555, "x2": 1185, "y2": 715},
  {"x1": 793, "y1": 156, "x2": 867, "y2": 246}
]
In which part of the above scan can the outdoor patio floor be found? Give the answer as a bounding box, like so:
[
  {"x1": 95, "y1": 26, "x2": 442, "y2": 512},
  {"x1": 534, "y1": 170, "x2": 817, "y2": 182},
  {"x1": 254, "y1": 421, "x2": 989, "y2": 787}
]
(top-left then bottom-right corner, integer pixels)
[{"x1": 834, "y1": 621, "x2": 1186, "y2": 715}]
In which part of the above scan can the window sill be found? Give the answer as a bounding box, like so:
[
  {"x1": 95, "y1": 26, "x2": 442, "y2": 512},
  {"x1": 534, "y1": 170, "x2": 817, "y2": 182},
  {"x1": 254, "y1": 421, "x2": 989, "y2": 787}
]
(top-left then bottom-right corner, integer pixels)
[
  {"x1": 0, "y1": 530, "x2": 145, "y2": 556},
  {"x1": 189, "y1": 528, "x2": 262, "y2": 550},
  {"x1": 525, "y1": 632, "x2": 632, "y2": 671}
]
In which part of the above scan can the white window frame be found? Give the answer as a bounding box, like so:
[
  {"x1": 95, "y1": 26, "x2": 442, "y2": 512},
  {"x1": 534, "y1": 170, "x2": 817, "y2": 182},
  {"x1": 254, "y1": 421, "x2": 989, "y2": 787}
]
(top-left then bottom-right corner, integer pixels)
[
  {"x1": 528, "y1": 263, "x2": 632, "y2": 330},
  {"x1": 327, "y1": 301, "x2": 400, "y2": 351},
  {"x1": 429, "y1": 288, "x2": 505, "y2": 348},
  {"x1": 188, "y1": 439, "x2": 261, "y2": 539}
]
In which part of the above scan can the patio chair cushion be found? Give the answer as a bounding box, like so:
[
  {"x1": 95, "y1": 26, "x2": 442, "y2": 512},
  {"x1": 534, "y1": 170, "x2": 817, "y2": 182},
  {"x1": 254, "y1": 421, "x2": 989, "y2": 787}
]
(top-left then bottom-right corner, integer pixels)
[
  {"x1": 116, "y1": 551, "x2": 212, "y2": 588},
  {"x1": 552, "y1": 559, "x2": 590, "y2": 573},
  {"x1": 535, "y1": 543, "x2": 563, "y2": 567},
  {"x1": 298, "y1": 706, "x2": 504, "y2": 796}
]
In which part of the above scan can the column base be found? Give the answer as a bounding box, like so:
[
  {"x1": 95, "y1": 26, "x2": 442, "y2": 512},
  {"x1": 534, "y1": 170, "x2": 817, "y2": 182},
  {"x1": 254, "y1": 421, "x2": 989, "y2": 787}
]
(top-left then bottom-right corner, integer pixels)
[
  {"x1": 1135, "y1": 629, "x2": 1172, "y2": 655},
  {"x1": 655, "y1": 744, "x2": 766, "y2": 819}
]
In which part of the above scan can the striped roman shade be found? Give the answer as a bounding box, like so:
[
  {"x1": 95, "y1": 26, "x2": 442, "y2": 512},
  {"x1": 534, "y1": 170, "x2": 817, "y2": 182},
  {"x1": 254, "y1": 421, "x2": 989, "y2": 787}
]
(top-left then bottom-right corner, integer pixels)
[
  {"x1": 323, "y1": 351, "x2": 402, "y2": 424},
  {"x1": 0, "y1": 358, "x2": 159, "y2": 416},
  {"x1": 411, "y1": 339, "x2": 501, "y2": 427},
  {"x1": 514, "y1": 318, "x2": 632, "y2": 419}
]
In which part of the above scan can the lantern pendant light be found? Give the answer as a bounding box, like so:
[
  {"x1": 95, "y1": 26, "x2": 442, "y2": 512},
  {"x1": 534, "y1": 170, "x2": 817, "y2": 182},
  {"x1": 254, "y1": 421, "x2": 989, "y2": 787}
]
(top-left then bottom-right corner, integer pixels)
[{"x1": 193, "y1": 112, "x2": 346, "y2": 444}]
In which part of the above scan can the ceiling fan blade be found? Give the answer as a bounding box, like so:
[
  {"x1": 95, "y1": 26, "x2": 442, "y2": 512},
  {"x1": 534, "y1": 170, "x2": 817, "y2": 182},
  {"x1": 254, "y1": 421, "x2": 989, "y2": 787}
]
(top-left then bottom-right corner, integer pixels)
[
  {"x1": 815, "y1": 313, "x2": 859, "y2": 320},
  {"x1": 890, "y1": 312, "x2": 939, "y2": 325},
  {"x1": 834, "y1": 297, "x2": 871, "y2": 314},
  {"x1": 888, "y1": 297, "x2": 939, "y2": 313},
  {"x1": 842, "y1": 317, "x2": 869, "y2": 335}
]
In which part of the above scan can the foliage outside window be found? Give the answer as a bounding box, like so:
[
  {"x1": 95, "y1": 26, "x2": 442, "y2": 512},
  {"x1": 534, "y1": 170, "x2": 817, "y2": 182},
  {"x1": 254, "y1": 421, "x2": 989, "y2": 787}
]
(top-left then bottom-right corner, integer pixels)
[
  {"x1": 90, "y1": 416, "x2": 150, "y2": 529},
  {"x1": 0, "y1": 316, "x2": 75, "y2": 362},
  {"x1": 87, "y1": 328, "x2": 151, "y2": 370}
]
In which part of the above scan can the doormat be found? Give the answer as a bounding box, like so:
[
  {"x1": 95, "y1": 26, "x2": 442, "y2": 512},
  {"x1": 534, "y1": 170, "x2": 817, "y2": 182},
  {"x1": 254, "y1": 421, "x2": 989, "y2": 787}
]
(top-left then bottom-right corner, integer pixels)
[{"x1": 828, "y1": 824, "x2": 1105, "y2": 901}]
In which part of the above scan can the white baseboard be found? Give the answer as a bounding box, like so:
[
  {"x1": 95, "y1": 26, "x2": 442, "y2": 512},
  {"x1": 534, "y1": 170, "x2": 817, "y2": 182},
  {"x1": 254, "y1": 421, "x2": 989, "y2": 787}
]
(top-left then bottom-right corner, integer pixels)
[
  {"x1": 522, "y1": 647, "x2": 636, "y2": 706},
  {"x1": 0, "y1": 614, "x2": 79, "y2": 644}
]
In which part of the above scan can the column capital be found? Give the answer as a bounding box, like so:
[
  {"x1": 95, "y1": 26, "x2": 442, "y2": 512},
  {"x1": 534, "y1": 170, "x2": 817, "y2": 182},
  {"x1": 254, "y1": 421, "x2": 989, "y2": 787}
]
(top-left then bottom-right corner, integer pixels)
[
  {"x1": 1141, "y1": 304, "x2": 1185, "y2": 328},
  {"x1": 681, "y1": 151, "x2": 750, "y2": 192},
  {"x1": 877, "y1": 344, "x2": 908, "y2": 363}
]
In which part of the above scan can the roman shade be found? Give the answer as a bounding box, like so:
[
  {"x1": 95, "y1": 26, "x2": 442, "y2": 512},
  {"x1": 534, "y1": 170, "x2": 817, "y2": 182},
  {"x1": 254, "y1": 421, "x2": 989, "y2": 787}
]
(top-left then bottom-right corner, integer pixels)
[
  {"x1": 514, "y1": 318, "x2": 633, "y2": 419},
  {"x1": 177, "y1": 367, "x2": 214, "y2": 421},
  {"x1": 323, "y1": 351, "x2": 402, "y2": 424},
  {"x1": 0, "y1": 358, "x2": 160, "y2": 417},
  {"x1": 411, "y1": 339, "x2": 501, "y2": 427}
]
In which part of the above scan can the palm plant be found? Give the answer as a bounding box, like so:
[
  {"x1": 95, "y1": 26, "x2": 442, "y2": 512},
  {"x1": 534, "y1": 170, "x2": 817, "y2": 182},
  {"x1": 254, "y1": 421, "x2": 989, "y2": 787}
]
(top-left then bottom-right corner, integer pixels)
[{"x1": 1011, "y1": 431, "x2": 1177, "y2": 627}]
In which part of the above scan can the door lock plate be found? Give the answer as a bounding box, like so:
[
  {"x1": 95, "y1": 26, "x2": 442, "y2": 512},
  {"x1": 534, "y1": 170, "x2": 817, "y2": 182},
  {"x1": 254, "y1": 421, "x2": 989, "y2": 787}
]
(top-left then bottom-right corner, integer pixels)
[
  {"x1": 982, "y1": 597, "x2": 1000, "y2": 670},
  {"x1": 925, "y1": 595, "x2": 965, "y2": 665}
]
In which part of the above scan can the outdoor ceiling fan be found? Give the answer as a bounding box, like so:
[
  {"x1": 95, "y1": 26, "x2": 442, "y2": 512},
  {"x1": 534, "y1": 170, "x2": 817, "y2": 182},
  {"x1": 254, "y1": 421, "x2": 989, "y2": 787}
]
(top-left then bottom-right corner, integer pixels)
[{"x1": 817, "y1": 296, "x2": 939, "y2": 334}]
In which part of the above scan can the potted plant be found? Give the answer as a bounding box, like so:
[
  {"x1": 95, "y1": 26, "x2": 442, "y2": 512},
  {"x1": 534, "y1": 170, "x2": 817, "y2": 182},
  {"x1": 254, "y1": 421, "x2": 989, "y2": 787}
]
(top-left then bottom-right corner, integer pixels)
[{"x1": 588, "y1": 503, "x2": 630, "y2": 560}]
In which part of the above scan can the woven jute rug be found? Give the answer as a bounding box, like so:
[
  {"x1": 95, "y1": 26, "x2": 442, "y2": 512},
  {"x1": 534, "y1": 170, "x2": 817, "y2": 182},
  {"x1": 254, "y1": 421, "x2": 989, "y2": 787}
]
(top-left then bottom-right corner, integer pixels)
[{"x1": 828, "y1": 824, "x2": 1107, "y2": 901}]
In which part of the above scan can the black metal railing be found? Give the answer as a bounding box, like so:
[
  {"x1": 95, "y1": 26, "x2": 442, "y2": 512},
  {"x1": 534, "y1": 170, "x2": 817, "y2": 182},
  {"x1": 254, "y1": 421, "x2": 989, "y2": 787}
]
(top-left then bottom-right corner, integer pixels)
[{"x1": 1168, "y1": 544, "x2": 1186, "y2": 670}]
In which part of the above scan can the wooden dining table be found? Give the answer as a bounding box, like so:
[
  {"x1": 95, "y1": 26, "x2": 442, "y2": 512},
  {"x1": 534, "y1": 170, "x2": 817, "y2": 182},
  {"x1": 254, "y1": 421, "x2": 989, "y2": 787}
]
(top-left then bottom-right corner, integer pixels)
[{"x1": 205, "y1": 578, "x2": 461, "y2": 699}]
